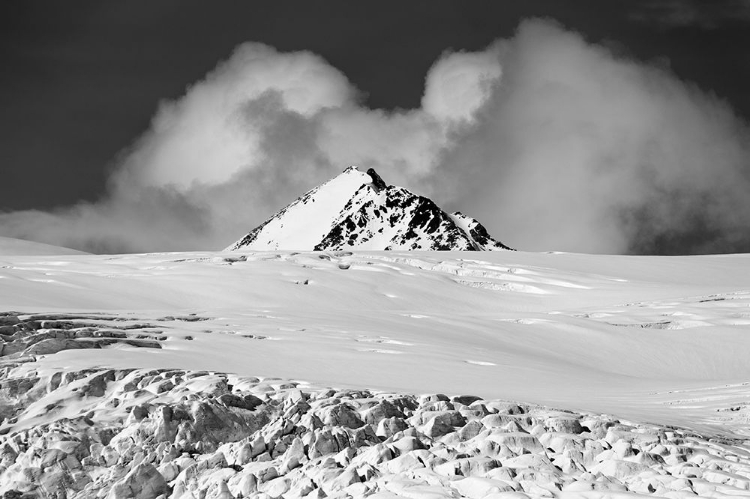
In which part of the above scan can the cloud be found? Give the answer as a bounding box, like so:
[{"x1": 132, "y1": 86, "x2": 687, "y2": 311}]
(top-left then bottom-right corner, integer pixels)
[
  {"x1": 629, "y1": 0, "x2": 750, "y2": 30},
  {"x1": 117, "y1": 43, "x2": 356, "y2": 191},
  {"x1": 1, "y1": 19, "x2": 749, "y2": 255},
  {"x1": 422, "y1": 47, "x2": 503, "y2": 123},
  {"x1": 430, "y1": 19, "x2": 750, "y2": 254}
]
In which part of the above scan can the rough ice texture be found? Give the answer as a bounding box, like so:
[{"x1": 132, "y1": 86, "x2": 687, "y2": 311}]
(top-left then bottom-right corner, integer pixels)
[
  {"x1": 227, "y1": 166, "x2": 512, "y2": 252},
  {"x1": 1, "y1": 248, "x2": 750, "y2": 497},
  {"x1": 2, "y1": 363, "x2": 750, "y2": 498}
]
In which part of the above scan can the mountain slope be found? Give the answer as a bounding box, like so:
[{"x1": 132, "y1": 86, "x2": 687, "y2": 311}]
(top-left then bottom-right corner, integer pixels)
[
  {"x1": 227, "y1": 166, "x2": 512, "y2": 251},
  {"x1": 0, "y1": 236, "x2": 89, "y2": 256}
]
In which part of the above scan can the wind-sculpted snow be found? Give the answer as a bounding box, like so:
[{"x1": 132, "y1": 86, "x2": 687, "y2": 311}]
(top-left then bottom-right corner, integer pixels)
[{"x1": 571, "y1": 291, "x2": 750, "y2": 331}]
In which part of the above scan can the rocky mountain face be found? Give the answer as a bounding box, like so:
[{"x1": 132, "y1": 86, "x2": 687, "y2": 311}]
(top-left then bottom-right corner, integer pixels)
[
  {"x1": 227, "y1": 166, "x2": 512, "y2": 252},
  {"x1": 2, "y1": 312, "x2": 750, "y2": 499}
]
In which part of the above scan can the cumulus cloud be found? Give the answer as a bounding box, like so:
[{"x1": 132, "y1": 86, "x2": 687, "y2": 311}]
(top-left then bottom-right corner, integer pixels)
[
  {"x1": 431, "y1": 20, "x2": 750, "y2": 254},
  {"x1": 422, "y1": 47, "x2": 503, "y2": 123},
  {"x1": 1, "y1": 19, "x2": 749, "y2": 254}
]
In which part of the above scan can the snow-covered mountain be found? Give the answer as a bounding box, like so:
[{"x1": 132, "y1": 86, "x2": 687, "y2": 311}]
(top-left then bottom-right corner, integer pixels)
[{"x1": 227, "y1": 166, "x2": 512, "y2": 251}]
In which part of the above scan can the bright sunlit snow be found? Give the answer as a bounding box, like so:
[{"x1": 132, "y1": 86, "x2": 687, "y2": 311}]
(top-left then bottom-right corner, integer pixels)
[
  {"x1": 2, "y1": 248, "x2": 749, "y2": 434},
  {"x1": 227, "y1": 167, "x2": 375, "y2": 251}
]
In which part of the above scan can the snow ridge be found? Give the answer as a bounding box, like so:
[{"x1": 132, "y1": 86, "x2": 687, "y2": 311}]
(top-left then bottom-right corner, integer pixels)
[{"x1": 227, "y1": 166, "x2": 512, "y2": 252}]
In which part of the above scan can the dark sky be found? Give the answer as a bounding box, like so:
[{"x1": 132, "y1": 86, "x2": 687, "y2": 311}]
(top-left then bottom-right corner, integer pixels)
[{"x1": 2, "y1": 0, "x2": 750, "y2": 212}]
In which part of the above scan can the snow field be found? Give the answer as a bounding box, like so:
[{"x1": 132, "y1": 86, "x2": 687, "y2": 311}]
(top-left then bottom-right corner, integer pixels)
[{"x1": 1, "y1": 247, "x2": 750, "y2": 497}]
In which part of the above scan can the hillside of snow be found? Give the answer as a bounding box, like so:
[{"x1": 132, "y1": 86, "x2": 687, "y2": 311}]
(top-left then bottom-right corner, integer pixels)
[
  {"x1": 228, "y1": 167, "x2": 511, "y2": 252},
  {"x1": 0, "y1": 236, "x2": 88, "y2": 256},
  {"x1": 1, "y1": 249, "x2": 749, "y2": 498}
]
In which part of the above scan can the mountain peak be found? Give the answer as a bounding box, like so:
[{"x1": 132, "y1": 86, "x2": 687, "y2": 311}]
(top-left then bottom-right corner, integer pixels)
[{"x1": 227, "y1": 168, "x2": 512, "y2": 252}]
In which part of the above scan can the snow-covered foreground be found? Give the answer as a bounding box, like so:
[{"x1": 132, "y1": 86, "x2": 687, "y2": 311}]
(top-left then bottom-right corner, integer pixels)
[
  {"x1": 2, "y1": 247, "x2": 750, "y2": 497},
  {"x1": 2, "y1": 249, "x2": 749, "y2": 433}
]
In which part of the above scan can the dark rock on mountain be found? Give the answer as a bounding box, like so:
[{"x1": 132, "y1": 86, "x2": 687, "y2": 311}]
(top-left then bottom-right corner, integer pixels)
[
  {"x1": 227, "y1": 166, "x2": 512, "y2": 252},
  {"x1": 366, "y1": 168, "x2": 387, "y2": 192}
]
